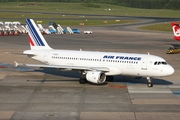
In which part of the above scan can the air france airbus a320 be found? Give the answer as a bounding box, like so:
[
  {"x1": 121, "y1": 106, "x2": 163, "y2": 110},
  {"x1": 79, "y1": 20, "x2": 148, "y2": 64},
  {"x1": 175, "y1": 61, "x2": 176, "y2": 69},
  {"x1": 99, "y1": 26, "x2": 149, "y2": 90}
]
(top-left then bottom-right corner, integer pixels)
[{"x1": 15, "y1": 19, "x2": 174, "y2": 87}]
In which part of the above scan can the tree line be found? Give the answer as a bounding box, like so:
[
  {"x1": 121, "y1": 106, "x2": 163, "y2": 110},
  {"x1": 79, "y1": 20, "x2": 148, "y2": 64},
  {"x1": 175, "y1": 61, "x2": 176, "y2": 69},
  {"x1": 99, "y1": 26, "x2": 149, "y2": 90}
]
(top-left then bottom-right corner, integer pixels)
[{"x1": 1, "y1": 0, "x2": 180, "y2": 10}]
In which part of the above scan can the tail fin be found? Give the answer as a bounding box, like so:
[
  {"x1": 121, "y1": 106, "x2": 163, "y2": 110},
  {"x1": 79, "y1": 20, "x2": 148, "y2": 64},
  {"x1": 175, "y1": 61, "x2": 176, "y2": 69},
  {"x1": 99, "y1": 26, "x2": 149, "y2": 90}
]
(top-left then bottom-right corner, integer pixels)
[
  {"x1": 171, "y1": 22, "x2": 180, "y2": 41},
  {"x1": 26, "y1": 19, "x2": 52, "y2": 50}
]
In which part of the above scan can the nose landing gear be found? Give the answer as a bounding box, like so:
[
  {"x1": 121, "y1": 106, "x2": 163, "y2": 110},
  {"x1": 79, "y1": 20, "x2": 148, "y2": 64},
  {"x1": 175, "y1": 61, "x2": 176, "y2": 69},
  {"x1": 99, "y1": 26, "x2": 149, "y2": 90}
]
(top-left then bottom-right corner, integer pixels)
[{"x1": 147, "y1": 77, "x2": 153, "y2": 87}]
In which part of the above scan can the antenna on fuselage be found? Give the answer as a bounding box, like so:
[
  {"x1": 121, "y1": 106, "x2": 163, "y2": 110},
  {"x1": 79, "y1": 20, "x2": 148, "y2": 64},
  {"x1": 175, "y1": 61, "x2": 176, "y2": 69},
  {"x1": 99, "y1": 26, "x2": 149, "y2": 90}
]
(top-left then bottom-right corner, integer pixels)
[{"x1": 147, "y1": 52, "x2": 150, "y2": 55}]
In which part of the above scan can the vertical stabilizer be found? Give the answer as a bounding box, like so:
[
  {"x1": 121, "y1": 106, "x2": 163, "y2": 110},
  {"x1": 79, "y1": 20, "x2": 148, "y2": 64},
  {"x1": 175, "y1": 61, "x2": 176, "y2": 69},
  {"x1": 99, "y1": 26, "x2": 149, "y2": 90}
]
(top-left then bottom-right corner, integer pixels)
[
  {"x1": 26, "y1": 19, "x2": 52, "y2": 50},
  {"x1": 171, "y1": 22, "x2": 180, "y2": 41}
]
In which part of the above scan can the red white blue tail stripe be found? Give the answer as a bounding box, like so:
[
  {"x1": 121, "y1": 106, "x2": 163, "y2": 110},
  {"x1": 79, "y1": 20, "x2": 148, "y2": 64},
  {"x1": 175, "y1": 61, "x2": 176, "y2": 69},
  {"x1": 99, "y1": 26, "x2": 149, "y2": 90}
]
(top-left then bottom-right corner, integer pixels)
[{"x1": 26, "y1": 19, "x2": 51, "y2": 49}]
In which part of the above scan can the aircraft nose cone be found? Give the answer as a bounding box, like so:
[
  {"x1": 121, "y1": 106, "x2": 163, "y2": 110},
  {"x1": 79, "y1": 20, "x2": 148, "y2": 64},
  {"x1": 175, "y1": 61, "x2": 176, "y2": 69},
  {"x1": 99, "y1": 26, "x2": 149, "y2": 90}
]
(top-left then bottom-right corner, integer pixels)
[{"x1": 167, "y1": 66, "x2": 174, "y2": 75}]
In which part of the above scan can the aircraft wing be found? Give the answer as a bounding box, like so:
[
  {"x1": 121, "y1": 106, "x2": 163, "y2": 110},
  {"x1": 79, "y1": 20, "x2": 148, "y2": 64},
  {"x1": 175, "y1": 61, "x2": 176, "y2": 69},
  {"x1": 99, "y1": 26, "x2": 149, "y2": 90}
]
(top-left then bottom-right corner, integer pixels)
[{"x1": 14, "y1": 61, "x2": 110, "y2": 72}]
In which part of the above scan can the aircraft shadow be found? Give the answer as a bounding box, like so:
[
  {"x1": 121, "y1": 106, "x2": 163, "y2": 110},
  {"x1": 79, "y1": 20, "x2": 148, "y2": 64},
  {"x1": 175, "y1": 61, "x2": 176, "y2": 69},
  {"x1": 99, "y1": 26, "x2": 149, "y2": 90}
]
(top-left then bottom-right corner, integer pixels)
[
  {"x1": 33, "y1": 68, "x2": 173, "y2": 86},
  {"x1": 35, "y1": 68, "x2": 81, "y2": 78},
  {"x1": 113, "y1": 76, "x2": 173, "y2": 85}
]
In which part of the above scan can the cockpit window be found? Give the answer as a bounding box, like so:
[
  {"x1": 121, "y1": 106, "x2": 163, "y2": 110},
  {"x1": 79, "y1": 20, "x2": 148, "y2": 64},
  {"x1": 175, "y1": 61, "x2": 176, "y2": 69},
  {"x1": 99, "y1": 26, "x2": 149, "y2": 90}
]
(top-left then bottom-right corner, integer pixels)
[
  {"x1": 162, "y1": 62, "x2": 167, "y2": 65},
  {"x1": 154, "y1": 61, "x2": 167, "y2": 65}
]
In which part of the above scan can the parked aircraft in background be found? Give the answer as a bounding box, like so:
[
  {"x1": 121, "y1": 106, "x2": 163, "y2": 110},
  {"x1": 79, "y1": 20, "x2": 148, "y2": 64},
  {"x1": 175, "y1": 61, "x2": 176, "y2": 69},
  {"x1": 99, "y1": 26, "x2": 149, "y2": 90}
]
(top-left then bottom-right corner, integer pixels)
[
  {"x1": 171, "y1": 22, "x2": 180, "y2": 41},
  {"x1": 15, "y1": 19, "x2": 174, "y2": 87}
]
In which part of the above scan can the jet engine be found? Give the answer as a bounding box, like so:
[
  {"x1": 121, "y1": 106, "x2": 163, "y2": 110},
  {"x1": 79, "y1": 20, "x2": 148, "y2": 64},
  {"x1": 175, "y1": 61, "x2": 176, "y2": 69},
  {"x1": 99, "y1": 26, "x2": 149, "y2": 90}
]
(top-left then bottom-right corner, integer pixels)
[{"x1": 86, "y1": 71, "x2": 106, "y2": 84}]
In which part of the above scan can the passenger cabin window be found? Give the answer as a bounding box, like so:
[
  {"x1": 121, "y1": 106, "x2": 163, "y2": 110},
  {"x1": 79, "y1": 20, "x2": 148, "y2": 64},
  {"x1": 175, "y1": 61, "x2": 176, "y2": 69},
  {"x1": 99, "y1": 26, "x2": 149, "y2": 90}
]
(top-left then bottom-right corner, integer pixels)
[{"x1": 51, "y1": 56, "x2": 140, "y2": 64}]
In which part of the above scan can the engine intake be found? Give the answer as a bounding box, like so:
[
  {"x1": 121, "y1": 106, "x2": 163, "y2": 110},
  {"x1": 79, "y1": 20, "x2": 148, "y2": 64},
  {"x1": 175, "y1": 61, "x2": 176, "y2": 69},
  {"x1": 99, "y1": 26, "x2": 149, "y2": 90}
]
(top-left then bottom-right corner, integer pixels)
[{"x1": 86, "y1": 71, "x2": 106, "y2": 84}]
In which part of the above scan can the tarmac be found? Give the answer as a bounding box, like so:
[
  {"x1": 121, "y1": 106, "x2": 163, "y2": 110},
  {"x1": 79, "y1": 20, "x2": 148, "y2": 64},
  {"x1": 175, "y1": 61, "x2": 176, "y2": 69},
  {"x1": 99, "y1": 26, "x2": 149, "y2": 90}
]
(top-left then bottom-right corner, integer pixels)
[{"x1": 0, "y1": 26, "x2": 180, "y2": 120}]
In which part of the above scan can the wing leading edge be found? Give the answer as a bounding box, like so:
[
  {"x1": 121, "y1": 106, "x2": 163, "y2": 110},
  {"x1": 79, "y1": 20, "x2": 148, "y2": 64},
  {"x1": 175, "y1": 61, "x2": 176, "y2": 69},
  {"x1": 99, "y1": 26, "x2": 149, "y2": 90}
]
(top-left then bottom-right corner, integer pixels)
[{"x1": 14, "y1": 61, "x2": 110, "y2": 72}]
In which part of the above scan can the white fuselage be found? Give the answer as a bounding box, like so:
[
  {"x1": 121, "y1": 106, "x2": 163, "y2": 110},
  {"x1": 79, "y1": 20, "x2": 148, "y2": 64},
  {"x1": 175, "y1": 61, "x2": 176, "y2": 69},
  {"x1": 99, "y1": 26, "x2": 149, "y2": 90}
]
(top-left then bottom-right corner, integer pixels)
[{"x1": 25, "y1": 49, "x2": 174, "y2": 77}]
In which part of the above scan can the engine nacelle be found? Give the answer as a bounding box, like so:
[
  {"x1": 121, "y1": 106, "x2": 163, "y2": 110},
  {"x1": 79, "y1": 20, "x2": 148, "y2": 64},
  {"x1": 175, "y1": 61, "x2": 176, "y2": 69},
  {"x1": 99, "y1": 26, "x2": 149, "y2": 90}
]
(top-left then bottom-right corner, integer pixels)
[{"x1": 86, "y1": 71, "x2": 106, "y2": 84}]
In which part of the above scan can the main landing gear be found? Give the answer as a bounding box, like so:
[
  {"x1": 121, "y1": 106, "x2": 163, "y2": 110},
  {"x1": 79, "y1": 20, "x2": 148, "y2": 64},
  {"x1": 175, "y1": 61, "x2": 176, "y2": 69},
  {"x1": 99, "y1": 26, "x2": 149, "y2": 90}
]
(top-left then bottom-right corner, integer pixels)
[
  {"x1": 79, "y1": 74, "x2": 88, "y2": 84},
  {"x1": 147, "y1": 77, "x2": 153, "y2": 87}
]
